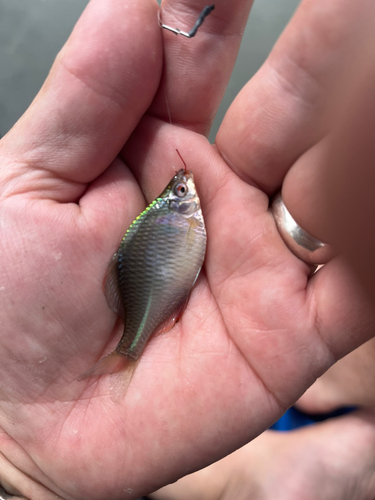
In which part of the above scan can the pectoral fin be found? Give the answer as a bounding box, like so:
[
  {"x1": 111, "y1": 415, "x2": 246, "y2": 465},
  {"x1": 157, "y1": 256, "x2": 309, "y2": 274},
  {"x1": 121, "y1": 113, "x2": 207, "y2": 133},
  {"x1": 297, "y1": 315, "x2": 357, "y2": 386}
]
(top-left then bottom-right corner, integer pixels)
[{"x1": 186, "y1": 217, "x2": 200, "y2": 249}]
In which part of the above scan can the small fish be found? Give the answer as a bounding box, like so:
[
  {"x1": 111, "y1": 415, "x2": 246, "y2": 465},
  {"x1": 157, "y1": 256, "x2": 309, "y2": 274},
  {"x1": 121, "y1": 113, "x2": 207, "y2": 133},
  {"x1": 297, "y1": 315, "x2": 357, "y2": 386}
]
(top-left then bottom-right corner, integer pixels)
[{"x1": 79, "y1": 168, "x2": 206, "y2": 379}]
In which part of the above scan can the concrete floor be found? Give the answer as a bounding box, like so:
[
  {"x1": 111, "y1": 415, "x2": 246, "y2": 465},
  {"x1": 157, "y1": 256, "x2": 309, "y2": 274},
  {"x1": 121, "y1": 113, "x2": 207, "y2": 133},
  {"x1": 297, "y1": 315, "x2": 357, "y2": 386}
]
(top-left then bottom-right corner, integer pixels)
[{"x1": 0, "y1": 0, "x2": 300, "y2": 141}]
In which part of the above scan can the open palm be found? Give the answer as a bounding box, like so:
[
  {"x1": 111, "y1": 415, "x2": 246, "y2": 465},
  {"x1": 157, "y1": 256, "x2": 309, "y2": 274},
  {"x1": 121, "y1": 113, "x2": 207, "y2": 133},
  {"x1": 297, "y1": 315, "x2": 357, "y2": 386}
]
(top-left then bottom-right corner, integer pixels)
[{"x1": 0, "y1": 0, "x2": 374, "y2": 499}]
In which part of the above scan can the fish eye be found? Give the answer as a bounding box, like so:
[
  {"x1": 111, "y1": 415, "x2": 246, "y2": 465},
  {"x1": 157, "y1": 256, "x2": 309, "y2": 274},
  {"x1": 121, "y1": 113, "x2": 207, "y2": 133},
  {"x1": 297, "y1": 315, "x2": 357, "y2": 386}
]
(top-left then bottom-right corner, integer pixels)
[{"x1": 174, "y1": 182, "x2": 188, "y2": 198}]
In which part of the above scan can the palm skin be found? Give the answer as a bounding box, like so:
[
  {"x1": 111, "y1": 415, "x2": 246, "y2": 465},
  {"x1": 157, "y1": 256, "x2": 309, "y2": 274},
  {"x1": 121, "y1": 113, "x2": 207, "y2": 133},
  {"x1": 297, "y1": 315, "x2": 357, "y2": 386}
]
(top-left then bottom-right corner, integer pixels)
[{"x1": 0, "y1": 0, "x2": 374, "y2": 499}]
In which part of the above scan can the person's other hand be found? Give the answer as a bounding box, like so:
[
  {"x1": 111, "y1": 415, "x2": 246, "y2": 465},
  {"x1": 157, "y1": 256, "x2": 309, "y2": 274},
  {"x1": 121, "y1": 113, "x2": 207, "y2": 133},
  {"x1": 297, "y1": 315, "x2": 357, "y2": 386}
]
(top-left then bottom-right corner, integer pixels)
[
  {"x1": 151, "y1": 410, "x2": 375, "y2": 500},
  {"x1": 296, "y1": 337, "x2": 375, "y2": 413},
  {"x1": 0, "y1": 0, "x2": 374, "y2": 499}
]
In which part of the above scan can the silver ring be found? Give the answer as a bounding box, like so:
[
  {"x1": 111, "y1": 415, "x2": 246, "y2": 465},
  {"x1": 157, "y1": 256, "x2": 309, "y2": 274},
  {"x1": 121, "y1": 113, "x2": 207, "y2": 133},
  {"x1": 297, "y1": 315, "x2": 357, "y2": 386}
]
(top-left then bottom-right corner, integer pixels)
[{"x1": 271, "y1": 193, "x2": 334, "y2": 265}]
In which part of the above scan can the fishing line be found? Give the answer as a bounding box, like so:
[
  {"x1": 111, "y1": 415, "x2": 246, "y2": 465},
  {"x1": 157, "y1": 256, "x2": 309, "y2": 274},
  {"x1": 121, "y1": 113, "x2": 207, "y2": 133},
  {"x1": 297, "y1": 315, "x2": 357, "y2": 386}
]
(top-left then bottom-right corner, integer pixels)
[
  {"x1": 176, "y1": 148, "x2": 188, "y2": 173},
  {"x1": 159, "y1": 4, "x2": 215, "y2": 165},
  {"x1": 163, "y1": 85, "x2": 173, "y2": 126}
]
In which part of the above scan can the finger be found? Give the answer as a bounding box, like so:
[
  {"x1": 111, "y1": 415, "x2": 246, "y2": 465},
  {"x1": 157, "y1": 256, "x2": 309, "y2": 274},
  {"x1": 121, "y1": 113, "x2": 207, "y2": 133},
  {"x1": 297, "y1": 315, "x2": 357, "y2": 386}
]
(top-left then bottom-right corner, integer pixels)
[
  {"x1": 78, "y1": 157, "x2": 146, "y2": 258},
  {"x1": 282, "y1": 24, "x2": 375, "y2": 305},
  {"x1": 148, "y1": 0, "x2": 254, "y2": 136},
  {"x1": 0, "y1": 0, "x2": 162, "y2": 202},
  {"x1": 216, "y1": 0, "x2": 369, "y2": 194}
]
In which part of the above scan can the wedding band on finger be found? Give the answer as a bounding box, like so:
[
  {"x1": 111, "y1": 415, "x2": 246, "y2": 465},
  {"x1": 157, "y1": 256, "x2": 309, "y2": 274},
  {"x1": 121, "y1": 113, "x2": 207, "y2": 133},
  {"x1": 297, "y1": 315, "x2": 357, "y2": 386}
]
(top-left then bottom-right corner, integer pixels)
[{"x1": 271, "y1": 192, "x2": 334, "y2": 265}]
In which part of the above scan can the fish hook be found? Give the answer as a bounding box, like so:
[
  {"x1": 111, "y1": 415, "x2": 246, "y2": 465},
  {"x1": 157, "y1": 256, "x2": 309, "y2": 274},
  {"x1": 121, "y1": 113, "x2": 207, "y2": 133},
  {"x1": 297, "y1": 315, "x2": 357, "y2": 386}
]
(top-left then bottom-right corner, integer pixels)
[{"x1": 159, "y1": 4, "x2": 215, "y2": 38}]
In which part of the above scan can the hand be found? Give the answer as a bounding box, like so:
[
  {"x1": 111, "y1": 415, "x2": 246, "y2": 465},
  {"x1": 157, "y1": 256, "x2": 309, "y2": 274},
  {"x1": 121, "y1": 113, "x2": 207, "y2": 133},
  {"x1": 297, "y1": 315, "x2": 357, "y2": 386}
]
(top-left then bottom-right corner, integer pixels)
[
  {"x1": 0, "y1": 0, "x2": 374, "y2": 499},
  {"x1": 151, "y1": 409, "x2": 375, "y2": 500},
  {"x1": 280, "y1": 8, "x2": 375, "y2": 307},
  {"x1": 296, "y1": 336, "x2": 375, "y2": 413}
]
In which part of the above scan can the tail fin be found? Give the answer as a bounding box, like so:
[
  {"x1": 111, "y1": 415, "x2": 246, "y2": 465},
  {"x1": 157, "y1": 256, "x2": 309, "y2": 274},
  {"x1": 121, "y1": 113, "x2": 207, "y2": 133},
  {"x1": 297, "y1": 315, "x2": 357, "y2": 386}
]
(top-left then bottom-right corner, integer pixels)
[{"x1": 78, "y1": 350, "x2": 130, "y2": 381}]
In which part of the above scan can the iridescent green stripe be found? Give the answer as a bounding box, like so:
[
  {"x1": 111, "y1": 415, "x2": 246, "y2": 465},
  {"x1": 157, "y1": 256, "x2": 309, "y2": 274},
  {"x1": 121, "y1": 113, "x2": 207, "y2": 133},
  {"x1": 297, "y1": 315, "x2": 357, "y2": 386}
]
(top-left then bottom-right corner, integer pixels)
[
  {"x1": 129, "y1": 290, "x2": 153, "y2": 352},
  {"x1": 123, "y1": 198, "x2": 163, "y2": 240}
]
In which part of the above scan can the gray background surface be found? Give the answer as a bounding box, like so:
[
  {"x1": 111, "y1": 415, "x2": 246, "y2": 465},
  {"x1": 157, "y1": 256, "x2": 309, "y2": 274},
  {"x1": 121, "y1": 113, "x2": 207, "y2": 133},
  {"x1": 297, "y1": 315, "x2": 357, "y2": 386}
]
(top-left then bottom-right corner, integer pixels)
[{"x1": 0, "y1": 0, "x2": 300, "y2": 141}]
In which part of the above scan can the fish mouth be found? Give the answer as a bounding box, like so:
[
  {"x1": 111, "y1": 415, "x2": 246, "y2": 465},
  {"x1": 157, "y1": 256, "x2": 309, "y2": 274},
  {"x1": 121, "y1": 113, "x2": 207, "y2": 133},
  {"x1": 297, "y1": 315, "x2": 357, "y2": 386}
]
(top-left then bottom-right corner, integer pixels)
[{"x1": 175, "y1": 168, "x2": 193, "y2": 182}]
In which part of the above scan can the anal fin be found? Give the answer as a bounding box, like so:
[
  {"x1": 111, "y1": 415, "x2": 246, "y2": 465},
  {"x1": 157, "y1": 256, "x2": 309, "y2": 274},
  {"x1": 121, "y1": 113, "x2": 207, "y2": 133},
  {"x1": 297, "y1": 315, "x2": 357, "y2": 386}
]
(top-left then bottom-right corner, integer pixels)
[{"x1": 77, "y1": 350, "x2": 130, "y2": 380}]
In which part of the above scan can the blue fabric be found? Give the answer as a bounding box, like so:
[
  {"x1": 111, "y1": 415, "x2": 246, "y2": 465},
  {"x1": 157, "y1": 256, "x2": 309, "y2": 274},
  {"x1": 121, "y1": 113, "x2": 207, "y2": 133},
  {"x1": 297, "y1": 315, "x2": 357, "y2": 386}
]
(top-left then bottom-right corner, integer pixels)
[{"x1": 270, "y1": 406, "x2": 356, "y2": 431}]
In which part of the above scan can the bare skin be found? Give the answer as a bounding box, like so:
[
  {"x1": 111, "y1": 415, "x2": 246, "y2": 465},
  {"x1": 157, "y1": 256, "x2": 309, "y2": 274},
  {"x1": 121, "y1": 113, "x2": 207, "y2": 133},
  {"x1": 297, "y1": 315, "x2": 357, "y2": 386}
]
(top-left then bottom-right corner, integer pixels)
[
  {"x1": 282, "y1": 12, "x2": 375, "y2": 306},
  {"x1": 151, "y1": 410, "x2": 375, "y2": 500},
  {"x1": 297, "y1": 339, "x2": 375, "y2": 413},
  {"x1": 0, "y1": 0, "x2": 375, "y2": 499}
]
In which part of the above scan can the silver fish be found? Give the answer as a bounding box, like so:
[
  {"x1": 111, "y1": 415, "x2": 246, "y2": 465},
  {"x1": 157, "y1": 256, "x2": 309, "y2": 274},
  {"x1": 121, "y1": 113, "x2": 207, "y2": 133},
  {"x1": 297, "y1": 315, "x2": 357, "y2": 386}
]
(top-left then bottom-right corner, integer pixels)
[{"x1": 79, "y1": 168, "x2": 206, "y2": 379}]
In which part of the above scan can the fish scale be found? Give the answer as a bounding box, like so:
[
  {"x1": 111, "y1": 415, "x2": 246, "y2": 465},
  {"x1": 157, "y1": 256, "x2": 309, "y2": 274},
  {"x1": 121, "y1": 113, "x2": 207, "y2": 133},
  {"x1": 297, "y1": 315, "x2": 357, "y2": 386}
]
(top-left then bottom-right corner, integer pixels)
[
  {"x1": 117, "y1": 196, "x2": 205, "y2": 359},
  {"x1": 79, "y1": 169, "x2": 206, "y2": 379}
]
